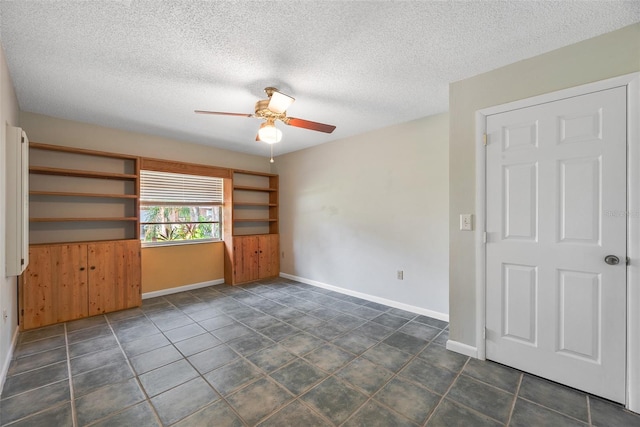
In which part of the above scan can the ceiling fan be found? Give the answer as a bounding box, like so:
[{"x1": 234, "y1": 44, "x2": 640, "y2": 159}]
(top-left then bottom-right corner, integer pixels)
[{"x1": 195, "y1": 87, "x2": 336, "y2": 144}]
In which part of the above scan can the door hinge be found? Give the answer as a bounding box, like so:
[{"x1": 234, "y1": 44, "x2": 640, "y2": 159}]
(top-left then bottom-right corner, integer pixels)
[
  {"x1": 20, "y1": 258, "x2": 24, "y2": 266},
  {"x1": 627, "y1": 257, "x2": 631, "y2": 266},
  {"x1": 483, "y1": 133, "x2": 487, "y2": 146},
  {"x1": 20, "y1": 135, "x2": 25, "y2": 143},
  {"x1": 483, "y1": 231, "x2": 487, "y2": 244}
]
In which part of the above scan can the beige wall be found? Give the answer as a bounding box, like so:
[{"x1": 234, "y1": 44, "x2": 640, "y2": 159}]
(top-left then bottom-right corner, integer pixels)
[
  {"x1": 142, "y1": 242, "x2": 224, "y2": 293},
  {"x1": 275, "y1": 113, "x2": 450, "y2": 316},
  {"x1": 0, "y1": 44, "x2": 20, "y2": 384},
  {"x1": 449, "y1": 23, "x2": 640, "y2": 346}
]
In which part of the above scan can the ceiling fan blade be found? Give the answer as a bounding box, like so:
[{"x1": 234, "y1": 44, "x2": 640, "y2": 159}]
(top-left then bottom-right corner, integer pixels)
[
  {"x1": 286, "y1": 117, "x2": 336, "y2": 133},
  {"x1": 268, "y1": 90, "x2": 295, "y2": 114},
  {"x1": 194, "y1": 110, "x2": 253, "y2": 117}
]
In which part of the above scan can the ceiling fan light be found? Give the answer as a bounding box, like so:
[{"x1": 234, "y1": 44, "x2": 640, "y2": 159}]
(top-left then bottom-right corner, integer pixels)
[
  {"x1": 258, "y1": 121, "x2": 282, "y2": 144},
  {"x1": 268, "y1": 90, "x2": 295, "y2": 114}
]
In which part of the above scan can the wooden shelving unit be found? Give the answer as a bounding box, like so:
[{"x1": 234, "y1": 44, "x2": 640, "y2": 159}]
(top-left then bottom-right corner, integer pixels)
[{"x1": 28, "y1": 142, "x2": 140, "y2": 244}]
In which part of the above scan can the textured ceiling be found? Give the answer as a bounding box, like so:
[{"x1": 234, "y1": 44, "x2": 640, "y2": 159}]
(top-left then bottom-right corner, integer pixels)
[{"x1": 0, "y1": 1, "x2": 639, "y2": 158}]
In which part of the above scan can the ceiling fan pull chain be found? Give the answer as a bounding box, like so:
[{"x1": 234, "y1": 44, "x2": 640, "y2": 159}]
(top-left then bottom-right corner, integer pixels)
[{"x1": 270, "y1": 144, "x2": 275, "y2": 163}]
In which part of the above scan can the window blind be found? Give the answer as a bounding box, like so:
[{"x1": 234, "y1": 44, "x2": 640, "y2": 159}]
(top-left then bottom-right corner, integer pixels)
[{"x1": 140, "y1": 170, "x2": 223, "y2": 204}]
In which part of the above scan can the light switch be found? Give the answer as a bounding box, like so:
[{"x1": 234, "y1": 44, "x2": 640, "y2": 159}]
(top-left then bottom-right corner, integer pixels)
[{"x1": 460, "y1": 214, "x2": 473, "y2": 231}]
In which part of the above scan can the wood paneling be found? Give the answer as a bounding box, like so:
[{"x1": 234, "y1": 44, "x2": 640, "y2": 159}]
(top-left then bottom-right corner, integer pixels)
[{"x1": 141, "y1": 157, "x2": 231, "y2": 179}]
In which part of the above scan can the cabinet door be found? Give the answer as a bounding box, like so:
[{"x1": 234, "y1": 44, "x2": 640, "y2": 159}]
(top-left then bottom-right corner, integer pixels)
[
  {"x1": 88, "y1": 240, "x2": 141, "y2": 315},
  {"x1": 22, "y1": 244, "x2": 88, "y2": 329},
  {"x1": 258, "y1": 234, "x2": 279, "y2": 279},
  {"x1": 234, "y1": 236, "x2": 259, "y2": 284}
]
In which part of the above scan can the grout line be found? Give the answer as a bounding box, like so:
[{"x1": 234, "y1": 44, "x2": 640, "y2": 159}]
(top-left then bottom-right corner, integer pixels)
[
  {"x1": 505, "y1": 373, "x2": 523, "y2": 426},
  {"x1": 423, "y1": 356, "x2": 470, "y2": 427},
  {"x1": 63, "y1": 323, "x2": 78, "y2": 427}
]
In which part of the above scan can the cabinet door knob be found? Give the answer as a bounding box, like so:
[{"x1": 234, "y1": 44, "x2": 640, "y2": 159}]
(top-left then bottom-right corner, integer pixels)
[
  {"x1": 79, "y1": 267, "x2": 85, "y2": 271},
  {"x1": 90, "y1": 266, "x2": 96, "y2": 270}
]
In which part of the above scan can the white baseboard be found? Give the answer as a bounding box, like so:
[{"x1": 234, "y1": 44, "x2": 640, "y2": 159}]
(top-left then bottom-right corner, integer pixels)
[
  {"x1": 0, "y1": 326, "x2": 19, "y2": 395},
  {"x1": 279, "y1": 273, "x2": 449, "y2": 322},
  {"x1": 446, "y1": 339, "x2": 478, "y2": 358},
  {"x1": 142, "y1": 279, "x2": 225, "y2": 299}
]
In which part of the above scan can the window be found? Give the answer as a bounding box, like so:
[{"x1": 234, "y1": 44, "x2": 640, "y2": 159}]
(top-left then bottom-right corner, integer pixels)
[{"x1": 140, "y1": 170, "x2": 223, "y2": 245}]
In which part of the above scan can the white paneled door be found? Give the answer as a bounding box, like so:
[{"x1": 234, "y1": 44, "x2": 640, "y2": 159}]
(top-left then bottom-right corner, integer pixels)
[{"x1": 485, "y1": 86, "x2": 627, "y2": 403}]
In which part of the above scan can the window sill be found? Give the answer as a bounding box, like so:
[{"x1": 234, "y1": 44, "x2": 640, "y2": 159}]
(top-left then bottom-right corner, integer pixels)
[{"x1": 141, "y1": 239, "x2": 222, "y2": 248}]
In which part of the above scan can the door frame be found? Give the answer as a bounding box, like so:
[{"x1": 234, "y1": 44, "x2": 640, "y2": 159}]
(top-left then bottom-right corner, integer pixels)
[{"x1": 474, "y1": 72, "x2": 640, "y2": 412}]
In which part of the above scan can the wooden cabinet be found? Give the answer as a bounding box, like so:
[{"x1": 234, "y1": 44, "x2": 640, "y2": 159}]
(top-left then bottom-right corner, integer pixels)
[
  {"x1": 224, "y1": 169, "x2": 280, "y2": 285},
  {"x1": 21, "y1": 240, "x2": 141, "y2": 330},
  {"x1": 230, "y1": 235, "x2": 279, "y2": 285}
]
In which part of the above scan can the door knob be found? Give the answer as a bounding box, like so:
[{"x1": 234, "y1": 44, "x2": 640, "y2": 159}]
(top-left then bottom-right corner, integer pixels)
[{"x1": 604, "y1": 255, "x2": 620, "y2": 265}]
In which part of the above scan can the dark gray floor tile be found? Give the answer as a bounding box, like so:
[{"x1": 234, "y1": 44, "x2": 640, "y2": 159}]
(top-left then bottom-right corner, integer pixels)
[
  {"x1": 111, "y1": 315, "x2": 155, "y2": 332},
  {"x1": 187, "y1": 307, "x2": 220, "y2": 322},
  {"x1": 309, "y1": 307, "x2": 342, "y2": 321},
  {"x1": 400, "y1": 321, "x2": 441, "y2": 341},
  {"x1": 361, "y1": 343, "x2": 413, "y2": 372},
  {"x1": 247, "y1": 344, "x2": 297, "y2": 373},
  {"x1": 414, "y1": 315, "x2": 448, "y2": 330},
  {"x1": 383, "y1": 331, "x2": 428, "y2": 354},
  {"x1": 287, "y1": 314, "x2": 326, "y2": 331},
  {"x1": 204, "y1": 359, "x2": 263, "y2": 395},
  {"x1": 301, "y1": 376, "x2": 368, "y2": 425},
  {"x1": 279, "y1": 332, "x2": 325, "y2": 356},
  {"x1": 241, "y1": 314, "x2": 282, "y2": 330},
  {"x1": 258, "y1": 399, "x2": 332, "y2": 427},
  {"x1": 90, "y1": 401, "x2": 160, "y2": 427},
  {"x1": 173, "y1": 400, "x2": 244, "y2": 427},
  {"x1": 180, "y1": 300, "x2": 212, "y2": 315},
  {"x1": 3, "y1": 402, "x2": 72, "y2": 427},
  {"x1": 364, "y1": 301, "x2": 390, "y2": 312},
  {"x1": 130, "y1": 344, "x2": 183, "y2": 374},
  {"x1": 2, "y1": 360, "x2": 68, "y2": 399},
  {"x1": 331, "y1": 313, "x2": 367, "y2": 330},
  {"x1": 336, "y1": 357, "x2": 393, "y2": 395},
  {"x1": 72, "y1": 361, "x2": 135, "y2": 397},
  {"x1": 70, "y1": 347, "x2": 126, "y2": 376},
  {"x1": 447, "y1": 374, "x2": 514, "y2": 422},
  {"x1": 432, "y1": 329, "x2": 449, "y2": 346},
  {"x1": 164, "y1": 322, "x2": 206, "y2": 342},
  {"x1": 7, "y1": 346, "x2": 67, "y2": 376},
  {"x1": 270, "y1": 359, "x2": 327, "y2": 395},
  {"x1": 375, "y1": 377, "x2": 441, "y2": 424},
  {"x1": 463, "y1": 358, "x2": 521, "y2": 393},
  {"x1": 196, "y1": 314, "x2": 236, "y2": 331},
  {"x1": 13, "y1": 335, "x2": 66, "y2": 358},
  {"x1": 510, "y1": 398, "x2": 586, "y2": 427},
  {"x1": 427, "y1": 398, "x2": 502, "y2": 427},
  {"x1": 399, "y1": 358, "x2": 457, "y2": 395},
  {"x1": 173, "y1": 332, "x2": 221, "y2": 357},
  {"x1": 114, "y1": 323, "x2": 161, "y2": 343},
  {"x1": 352, "y1": 321, "x2": 394, "y2": 340},
  {"x1": 304, "y1": 343, "x2": 355, "y2": 372},
  {"x1": 332, "y1": 331, "x2": 379, "y2": 355},
  {"x1": 211, "y1": 322, "x2": 254, "y2": 341},
  {"x1": 259, "y1": 323, "x2": 300, "y2": 341},
  {"x1": 227, "y1": 331, "x2": 274, "y2": 356},
  {"x1": 419, "y1": 343, "x2": 468, "y2": 372},
  {"x1": 269, "y1": 306, "x2": 306, "y2": 321},
  {"x1": 386, "y1": 308, "x2": 417, "y2": 320},
  {"x1": 139, "y1": 359, "x2": 199, "y2": 397},
  {"x1": 343, "y1": 400, "x2": 416, "y2": 427},
  {"x1": 120, "y1": 333, "x2": 171, "y2": 358},
  {"x1": 75, "y1": 378, "x2": 145, "y2": 426},
  {"x1": 187, "y1": 343, "x2": 238, "y2": 374},
  {"x1": 66, "y1": 315, "x2": 107, "y2": 332},
  {"x1": 288, "y1": 299, "x2": 324, "y2": 312},
  {"x1": 590, "y1": 396, "x2": 640, "y2": 427},
  {"x1": 349, "y1": 306, "x2": 382, "y2": 320},
  {"x1": 226, "y1": 377, "x2": 293, "y2": 425},
  {"x1": 151, "y1": 313, "x2": 194, "y2": 332},
  {"x1": 0, "y1": 380, "x2": 69, "y2": 425},
  {"x1": 69, "y1": 333, "x2": 119, "y2": 359},
  {"x1": 17, "y1": 324, "x2": 65, "y2": 344},
  {"x1": 372, "y1": 313, "x2": 410, "y2": 329},
  {"x1": 310, "y1": 321, "x2": 348, "y2": 340},
  {"x1": 151, "y1": 377, "x2": 219, "y2": 425},
  {"x1": 105, "y1": 307, "x2": 144, "y2": 322},
  {"x1": 519, "y1": 374, "x2": 588, "y2": 422},
  {"x1": 67, "y1": 324, "x2": 113, "y2": 344}
]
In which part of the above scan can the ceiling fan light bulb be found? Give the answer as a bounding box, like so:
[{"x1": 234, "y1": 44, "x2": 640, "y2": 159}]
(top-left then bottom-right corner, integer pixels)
[{"x1": 258, "y1": 122, "x2": 282, "y2": 144}]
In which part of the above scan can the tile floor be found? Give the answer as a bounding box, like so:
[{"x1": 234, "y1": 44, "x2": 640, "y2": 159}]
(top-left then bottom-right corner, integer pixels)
[{"x1": 1, "y1": 279, "x2": 639, "y2": 426}]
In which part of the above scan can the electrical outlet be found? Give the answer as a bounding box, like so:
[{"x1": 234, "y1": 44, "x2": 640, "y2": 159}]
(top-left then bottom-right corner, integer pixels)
[
  {"x1": 397, "y1": 270, "x2": 404, "y2": 280},
  {"x1": 460, "y1": 214, "x2": 473, "y2": 231}
]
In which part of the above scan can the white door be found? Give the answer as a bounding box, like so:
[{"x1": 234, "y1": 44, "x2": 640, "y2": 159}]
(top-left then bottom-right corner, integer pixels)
[{"x1": 485, "y1": 86, "x2": 627, "y2": 403}]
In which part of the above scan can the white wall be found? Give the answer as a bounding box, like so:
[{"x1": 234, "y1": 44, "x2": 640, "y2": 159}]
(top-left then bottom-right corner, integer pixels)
[
  {"x1": 275, "y1": 113, "x2": 449, "y2": 317},
  {"x1": 448, "y1": 23, "x2": 640, "y2": 347},
  {"x1": 0, "y1": 43, "x2": 20, "y2": 388}
]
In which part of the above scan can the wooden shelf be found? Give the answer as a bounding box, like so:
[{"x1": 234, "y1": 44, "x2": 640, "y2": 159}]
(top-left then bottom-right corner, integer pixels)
[
  {"x1": 30, "y1": 217, "x2": 138, "y2": 223},
  {"x1": 30, "y1": 166, "x2": 138, "y2": 180},
  {"x1": 233, "y1": 218, "x2": 278, "y2": 223},
  {"x1": 233, "y1": 185, "x2": 277, "y2": 192},
  {"x1": 30, "y1": 191, "x2": 138, "y2": 199},
  {"x1": 233, "y1": 202, "x2": 277, "y2": 207}
]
